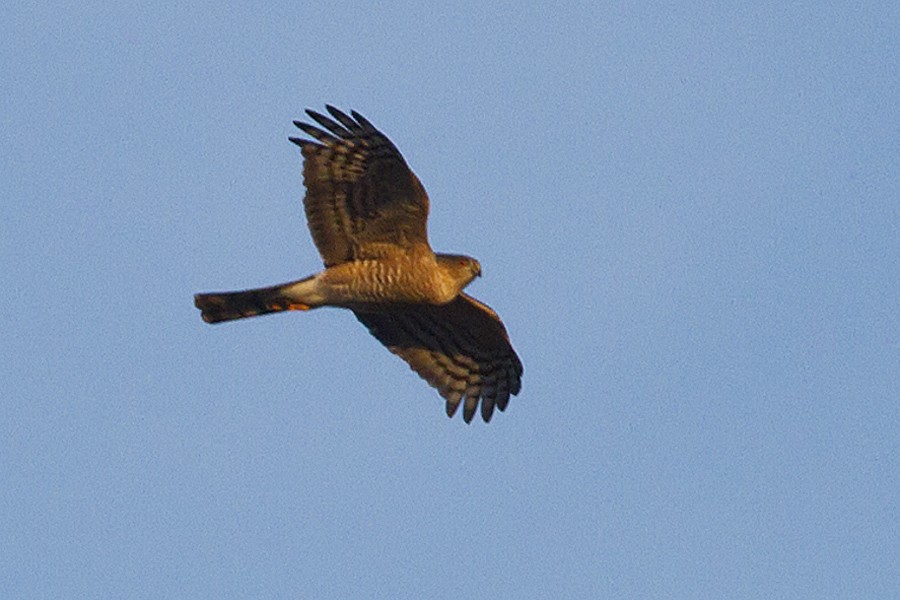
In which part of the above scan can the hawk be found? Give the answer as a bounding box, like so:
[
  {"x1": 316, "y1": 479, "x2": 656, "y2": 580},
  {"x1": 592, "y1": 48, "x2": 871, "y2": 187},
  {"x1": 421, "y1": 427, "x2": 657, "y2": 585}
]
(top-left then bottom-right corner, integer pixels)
[{"x1": 194, "y1": 106, "x2": 522, "y2": 422}]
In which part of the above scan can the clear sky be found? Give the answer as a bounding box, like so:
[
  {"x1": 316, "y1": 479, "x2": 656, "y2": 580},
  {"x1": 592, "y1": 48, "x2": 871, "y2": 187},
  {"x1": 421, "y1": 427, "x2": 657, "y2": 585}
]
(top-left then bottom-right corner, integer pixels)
[{"x1": 2, "y1": 2, "x2": 898, "y2": 598}]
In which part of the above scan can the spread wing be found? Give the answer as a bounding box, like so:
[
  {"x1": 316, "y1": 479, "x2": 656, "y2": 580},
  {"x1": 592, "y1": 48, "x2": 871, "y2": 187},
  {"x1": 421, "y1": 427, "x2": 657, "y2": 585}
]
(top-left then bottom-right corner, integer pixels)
[
  {"x1": 353, "y1": 293, "x2": 523, "y2": 423},
  {"x1": 289, "y1": 106, "x2": 430, "y2": 267}
]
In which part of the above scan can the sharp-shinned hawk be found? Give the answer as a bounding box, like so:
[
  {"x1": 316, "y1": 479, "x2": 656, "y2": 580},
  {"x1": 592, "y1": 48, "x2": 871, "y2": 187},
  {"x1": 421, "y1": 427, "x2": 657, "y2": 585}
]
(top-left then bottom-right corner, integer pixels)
[{"x1": 194, "y1": 106, "x2": 522, "y2": 423}]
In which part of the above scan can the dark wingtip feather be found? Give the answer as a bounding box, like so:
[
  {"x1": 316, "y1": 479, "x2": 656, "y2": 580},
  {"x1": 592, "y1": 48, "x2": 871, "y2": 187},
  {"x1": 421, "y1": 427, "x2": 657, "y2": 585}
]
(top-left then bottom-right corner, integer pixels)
[
  {"x1": 328, "y1": 106, "x2": 368, "y2": 133},
  {"x1": 325, "y1": 104, "x2": 350, "y2": 121},
  {"x1": 295, "y1": 121, "x2": 333, "y2": 144},
  {"x1": 306, "y1": 109, "x2": 352, "y2": 137},
  {"x1": 481, "y1": 398, "x2": 495, "y2": 423},
  {"x1": 463, "y1": 398, "x2": 477, "y2": 423},
  {"x1": 351, "y1": 110, "x2": 377, "y2": 132},
  {"x1": 446, "y1": 397, "x2": 460, "y2": 419}
]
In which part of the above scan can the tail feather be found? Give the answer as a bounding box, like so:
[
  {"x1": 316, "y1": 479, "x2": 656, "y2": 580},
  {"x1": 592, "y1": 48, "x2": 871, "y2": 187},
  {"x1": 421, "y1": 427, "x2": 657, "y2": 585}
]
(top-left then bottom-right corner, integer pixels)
[{"x1": 194, "y1": 277, "x2": 315, "y2": 324}]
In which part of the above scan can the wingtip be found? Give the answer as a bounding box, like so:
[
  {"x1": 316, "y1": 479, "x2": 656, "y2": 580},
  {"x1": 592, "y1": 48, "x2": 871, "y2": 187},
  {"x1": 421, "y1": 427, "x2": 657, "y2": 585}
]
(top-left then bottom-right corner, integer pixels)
[
  {"x1": 445, "y1": 396, "x2": 461, "y2": 420},
  {"x1": 350, "y1": 109, "x2": 374, "y2": 130},
  {"x1": 325, "y1": 104, "x2": 343, "y2": 118},
  {"x1": 480, "y1": 399, "x2": 496, "y2": 423}
]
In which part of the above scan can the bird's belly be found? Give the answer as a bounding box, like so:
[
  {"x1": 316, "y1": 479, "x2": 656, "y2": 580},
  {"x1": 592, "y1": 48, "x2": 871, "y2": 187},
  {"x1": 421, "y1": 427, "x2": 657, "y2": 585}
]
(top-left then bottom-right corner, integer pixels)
[{"x1": 320, "y1": 258, "x2": 452, "y2": 305}]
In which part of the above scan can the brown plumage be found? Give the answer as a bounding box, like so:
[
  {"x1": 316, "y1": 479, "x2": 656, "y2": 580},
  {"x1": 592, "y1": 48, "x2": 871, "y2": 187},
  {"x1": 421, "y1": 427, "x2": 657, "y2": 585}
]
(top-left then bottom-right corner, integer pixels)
[{"x1": 194, "y1": 106, "x2": 522, "y2": 423}]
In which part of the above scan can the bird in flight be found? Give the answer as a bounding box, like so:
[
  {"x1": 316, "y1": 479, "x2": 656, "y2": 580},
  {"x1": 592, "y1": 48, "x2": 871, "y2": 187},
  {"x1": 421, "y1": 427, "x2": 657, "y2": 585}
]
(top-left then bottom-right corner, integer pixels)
[{"x1": 194, "y1": 106, "x2": 522, "y2": 422}]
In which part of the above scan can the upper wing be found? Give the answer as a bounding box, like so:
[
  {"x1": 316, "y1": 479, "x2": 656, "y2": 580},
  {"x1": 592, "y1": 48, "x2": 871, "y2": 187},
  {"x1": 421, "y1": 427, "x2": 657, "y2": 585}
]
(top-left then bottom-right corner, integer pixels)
[
  {"x1": 353, "y1": 293, "x2": 523, "y2": 423},
  {"x1": 289, "y1": 106, "x2": 430, "y2": 266}
]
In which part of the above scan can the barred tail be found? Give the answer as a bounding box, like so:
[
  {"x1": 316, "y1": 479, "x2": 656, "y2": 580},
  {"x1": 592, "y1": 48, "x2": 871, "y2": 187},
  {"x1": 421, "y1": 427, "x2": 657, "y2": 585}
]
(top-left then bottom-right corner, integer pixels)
[{"x1": 194, "y1": 276, "x2": 317, "y2": 324}]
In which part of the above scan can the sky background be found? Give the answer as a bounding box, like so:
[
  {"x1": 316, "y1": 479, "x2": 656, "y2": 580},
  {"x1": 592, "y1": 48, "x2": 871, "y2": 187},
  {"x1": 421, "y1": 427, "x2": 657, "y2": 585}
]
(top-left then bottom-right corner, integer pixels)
[{"x1": 2, "y1": 2, "x2": 898, "y2": 598}]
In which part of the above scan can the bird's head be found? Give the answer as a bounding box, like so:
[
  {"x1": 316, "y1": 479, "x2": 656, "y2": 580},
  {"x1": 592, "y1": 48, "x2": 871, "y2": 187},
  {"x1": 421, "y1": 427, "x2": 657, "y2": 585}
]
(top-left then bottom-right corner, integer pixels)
[{"x1": 437, "y1": 253, "x2": 482, "y2": 292}]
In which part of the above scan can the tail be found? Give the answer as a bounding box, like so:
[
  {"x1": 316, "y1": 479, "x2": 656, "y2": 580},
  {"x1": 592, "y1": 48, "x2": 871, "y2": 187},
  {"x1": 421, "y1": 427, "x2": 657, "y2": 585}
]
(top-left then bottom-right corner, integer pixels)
[{"x1": 194, "y1": 276, "x2": 318, "y2": 324}]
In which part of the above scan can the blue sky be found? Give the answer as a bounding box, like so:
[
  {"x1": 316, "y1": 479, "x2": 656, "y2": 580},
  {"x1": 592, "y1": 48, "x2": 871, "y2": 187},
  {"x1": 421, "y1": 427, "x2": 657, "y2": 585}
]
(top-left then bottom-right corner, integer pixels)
[{"x1": 2, "y1": 2, "x2": 898, "y2": 598}]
